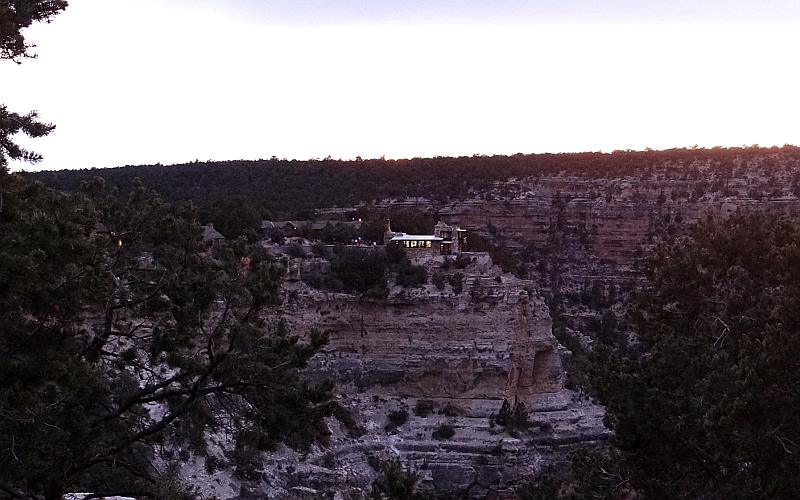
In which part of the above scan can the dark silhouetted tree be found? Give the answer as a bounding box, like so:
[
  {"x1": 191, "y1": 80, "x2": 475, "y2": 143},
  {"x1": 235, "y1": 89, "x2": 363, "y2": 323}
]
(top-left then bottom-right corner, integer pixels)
[
  {"x1": 595, "y1": 212, "x2": 800, "y2": 499},
  {"x1": 0, "y1": 177, "x2": 336, "y2": 499},
  {"x1": 1, "y1": 1, "x2": 67, "y2": 172}
]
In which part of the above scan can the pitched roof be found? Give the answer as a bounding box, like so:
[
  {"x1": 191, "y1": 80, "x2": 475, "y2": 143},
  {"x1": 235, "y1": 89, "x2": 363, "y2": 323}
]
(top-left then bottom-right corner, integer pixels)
[
  {"x1": 309, "y1": 220, "x2": 363, "y2": 231},
  {"x1": 284, "y1": 220, "x2": 312, "y2": 229},
  {"x1": 262, "y1": 221, "x2": 312, "y2": 230},
  {"x1": 202, "y1": 224, "x2": 225, "y2": 241}
]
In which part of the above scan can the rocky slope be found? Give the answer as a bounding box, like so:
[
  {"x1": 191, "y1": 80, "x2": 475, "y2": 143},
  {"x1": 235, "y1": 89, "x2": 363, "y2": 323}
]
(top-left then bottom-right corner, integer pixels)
[
  {"x1": 221, "y1": 153, "x2": 800, "y2": 499},
  {"x1": 365, "y1": 153, "x2": 800, "y2": 364},
  {"x1": 364, "y1": 153, "x2": 800, "y2": 281},
  {"x1": 65, "y1": 150, "x2": 800, "y2": 498},
  {"x1": 192, "y1": 254, "x2": 609, "y2": 499}
]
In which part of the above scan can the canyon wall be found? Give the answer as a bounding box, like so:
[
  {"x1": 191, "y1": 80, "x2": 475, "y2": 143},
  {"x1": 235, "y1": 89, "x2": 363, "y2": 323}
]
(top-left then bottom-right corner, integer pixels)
[
  {"x1": 357, "y1": 155, "x2": 800, "y2": 394},
  {"x1": 214, "y1": 256, "x2": 609, "y2": 499},
  {"x1": 188, "y1": 153, "x2": 800, "y2": 498}
]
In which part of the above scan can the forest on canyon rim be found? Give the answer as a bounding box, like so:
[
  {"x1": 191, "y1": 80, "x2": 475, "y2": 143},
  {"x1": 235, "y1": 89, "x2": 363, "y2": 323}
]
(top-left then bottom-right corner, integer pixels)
[{"x1": 3, "y1": 2, "x2": 800, "y2": 499}]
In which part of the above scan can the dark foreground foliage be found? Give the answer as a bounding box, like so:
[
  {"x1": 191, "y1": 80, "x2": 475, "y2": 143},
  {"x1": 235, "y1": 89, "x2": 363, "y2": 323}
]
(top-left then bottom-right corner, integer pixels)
[
  {"x1": 0, "y1": 1, "x2": 68, "y2": 173},
  {"x1": 0, "y1": 175, "x2": 336, "y2": 499},
  {"x1": 517, "y1": 448, "x2": 633, "y2": 500},
  {"x1": 594, "y1": 212, "x2": 800, "y2": 499}
]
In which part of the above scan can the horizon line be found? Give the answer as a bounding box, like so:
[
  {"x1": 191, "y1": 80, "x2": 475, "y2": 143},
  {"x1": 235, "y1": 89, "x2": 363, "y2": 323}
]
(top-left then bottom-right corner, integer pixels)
[{"x1": 27, "y1": 143, "x2": 800, "y2": 173}]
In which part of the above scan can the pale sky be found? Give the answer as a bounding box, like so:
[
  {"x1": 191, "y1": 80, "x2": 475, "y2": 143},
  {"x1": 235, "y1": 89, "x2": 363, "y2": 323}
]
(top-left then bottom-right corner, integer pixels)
[{"x1": 2, "y1": 0, "x2": 799, "y2": 171}]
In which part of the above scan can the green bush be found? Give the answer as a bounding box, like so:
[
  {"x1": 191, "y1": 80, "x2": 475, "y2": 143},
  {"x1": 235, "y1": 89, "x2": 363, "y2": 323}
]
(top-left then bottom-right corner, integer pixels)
[
  {"x1": 440, "y1": 403, "x2": 462, "y2": 417},
  {"x1": 495, "y1": 399, "x2": 530, "y2": 436},
  {"x1": 311, "y1": 241, "x2": 327, "y2": 257},
  {"x1": 516, "y1": 448, "x2": 632, "y2": 500},
  {"x1": 414, "y1": 400, "x2": 436, "y2": 417},
  {"x1": 449, "y1": 273, "x2": 464, "y2": 295},
  {"x1": 432, "y1": 423, "x2": 455, "y2": 440},
  {"x1": 321, "y1": 451, "x2": 336, "y2": 468},
  {"x1": 395, "y1": 261, "x2": 427, "y2": 287},
  {"x1": 453, "y1": 254, "x2": 472, "y2": 269},
  {"x1": 286, "y1": 243, "x2": 305, "y2": 258},
  {"x1": 204, "y1": 455, "x2": 228, "y2": 474},
  {"x1": 369, "y1": 459, "x2": 435, "y2": 500},
  {"x1": 386, "y1": 409, "x2": 409, "y2": 431},
  {"x1": 431, "y1": 272, "x2": 446, "y2": 290},
  {"x1": 329, "y1": 247, "x2": 388, "y2": 293},
  {"x1": 385, "y1": 242, "x2": 406, "y2": 265},
  {"x1": 266, "y1": 227, "x2": 285, "y2": 244}
]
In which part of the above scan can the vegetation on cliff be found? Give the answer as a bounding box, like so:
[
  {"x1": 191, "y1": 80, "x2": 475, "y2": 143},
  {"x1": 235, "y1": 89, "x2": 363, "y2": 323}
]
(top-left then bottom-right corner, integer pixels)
[
  {"x1": 303, "y1": 244, "x2": 427, "y2": 296},
  {"x1": 515, "y1": 213, "x2": 800, "y2": 499},
  {"x1": 369, "y1": 459, "x2": 435, "y2": 500},
  {"x1": 517, "y1": 447, "x2": 632, "y2": 500},
  {"x1": 592, "y1": 213, "x2": 800, "y2": 499},
  {"x1": 0, "y1": 175, "x2": 337, "y2": 498}
]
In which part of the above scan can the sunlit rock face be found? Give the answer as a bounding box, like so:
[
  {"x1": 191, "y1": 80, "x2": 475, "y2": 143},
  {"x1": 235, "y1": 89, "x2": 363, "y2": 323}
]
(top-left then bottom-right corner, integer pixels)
[{"x1": 238, "y1": 255, "x2": 609, "y2": 499}]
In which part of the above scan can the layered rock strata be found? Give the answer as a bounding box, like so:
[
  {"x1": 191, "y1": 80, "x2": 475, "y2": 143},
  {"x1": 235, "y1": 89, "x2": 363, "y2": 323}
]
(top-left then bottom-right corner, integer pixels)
[{"x1": 233, "y1": 255, "x2": 610, "y2": 499}]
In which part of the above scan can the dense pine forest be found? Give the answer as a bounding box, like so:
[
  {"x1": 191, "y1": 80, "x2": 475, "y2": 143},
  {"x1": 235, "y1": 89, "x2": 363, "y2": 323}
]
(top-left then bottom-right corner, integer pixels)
[{"x1": 36, "y1": 146, "x2": 800, "y2": 217}]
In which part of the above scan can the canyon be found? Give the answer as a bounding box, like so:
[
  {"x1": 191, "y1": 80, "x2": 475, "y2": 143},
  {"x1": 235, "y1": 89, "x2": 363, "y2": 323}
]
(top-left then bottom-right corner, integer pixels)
[
  {"x1": 36, "y1": 149, "x2": 800, "y2": 498},
  {"x1": 184, "y1": 254, "x2": 609, "y2": 499},
  {"x1": 365, "y1": 153, "x2": 800, "y2": 359}
]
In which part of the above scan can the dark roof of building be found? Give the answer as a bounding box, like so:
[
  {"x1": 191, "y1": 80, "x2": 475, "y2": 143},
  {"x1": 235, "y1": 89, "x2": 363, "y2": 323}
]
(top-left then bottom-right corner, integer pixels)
[
  {"x1": 202, "y1": 224, "x2": 225, "y2": 241},
  {"x1": 282, "y1": 220, "x2": 312, "y2": 229},
  {"x1": 309, "y1": 220, "x2": 363, "y2": 231},
  {"x1": 260, "y1": 220, "x2": 312, "y2": 230},
  {"x1": 261, "y1": 220, "x2": 362, "y2": 231}
]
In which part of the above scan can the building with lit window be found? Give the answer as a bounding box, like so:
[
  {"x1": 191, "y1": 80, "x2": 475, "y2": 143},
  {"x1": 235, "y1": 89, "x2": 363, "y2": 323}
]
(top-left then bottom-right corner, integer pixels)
[{"x1": 384, "y1": 219, "x2": 467, "y2": 257}]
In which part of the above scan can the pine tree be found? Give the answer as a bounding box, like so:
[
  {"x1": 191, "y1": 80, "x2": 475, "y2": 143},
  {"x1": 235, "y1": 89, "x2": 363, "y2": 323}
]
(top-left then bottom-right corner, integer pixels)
[
  {"x1": 594, "y1": 212, "x2": 800, "y2": 499},
  {"x1": 0, "y1": 178, "x2": 337, "y2": 498},
  {"x1": 1, "y1": 1, "x2": 67, "y2": 172}
]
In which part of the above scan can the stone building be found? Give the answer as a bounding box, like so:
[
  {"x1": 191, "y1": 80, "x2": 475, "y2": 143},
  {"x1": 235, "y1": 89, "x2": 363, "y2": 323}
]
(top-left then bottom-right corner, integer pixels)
[
  {"x1": 384, "y1": 219, "x2": 467, "y2": 256},
  {"x1": 201, "y1": 224, "x2": 225, "y2": 245},
  {"x1": 434, "y1": 220, "x2": 468, "y2": 254}
]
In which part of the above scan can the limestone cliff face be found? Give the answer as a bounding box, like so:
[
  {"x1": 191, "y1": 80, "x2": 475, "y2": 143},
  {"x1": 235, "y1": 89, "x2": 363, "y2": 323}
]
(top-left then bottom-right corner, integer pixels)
[
  {"x1": 282, "y1": 265, "x2": 561, "y2": 402},
  {"x1": 374, "y1": 155, "x2": 800, "y2": 288},
  {"x1": 238, "y1": 256, "x2": 608, "y2": 499},
  {"x1": 195, "y1": 157, "x2": 800, "y2": 498},
  {"x1": 441, "y1": 190, "x2": 800, "y2": 270},
  {"x1": 430, "y1": 164, "x2": 800, "y2": 353}
]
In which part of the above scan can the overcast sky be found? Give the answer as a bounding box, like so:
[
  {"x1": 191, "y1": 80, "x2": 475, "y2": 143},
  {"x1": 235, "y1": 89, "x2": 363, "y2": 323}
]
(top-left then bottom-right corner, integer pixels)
[{"x1": 3, "y1": 0, "x2": 799, "y2": 171}]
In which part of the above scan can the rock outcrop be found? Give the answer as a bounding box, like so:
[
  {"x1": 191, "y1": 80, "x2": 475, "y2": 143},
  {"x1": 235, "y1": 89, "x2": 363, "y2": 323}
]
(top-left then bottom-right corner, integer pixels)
[
  {"x1": 438, "y1": 167, "x2": 800, "y2": 351},
  {"x1": 189, "y1": 154, "x2": 800, "y2": 498},
  {"x1": 371, "y1": 153, "x2": 800, "y2": 297},
  {"x1": 226, "y1": 254, "x2": 610, "y2": 499}
]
